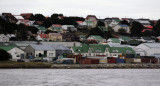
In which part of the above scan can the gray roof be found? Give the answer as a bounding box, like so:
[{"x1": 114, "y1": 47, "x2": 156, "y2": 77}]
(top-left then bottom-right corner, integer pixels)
[
  {"x1": 30, "y1": 44, "x2": 56, "y2": 51},
  {"x1": 30, "y1": 44, "x2": 70, "y2": 51},
  {"x1": 144, "y1": 43, "x2": 160, "y2": 48}
]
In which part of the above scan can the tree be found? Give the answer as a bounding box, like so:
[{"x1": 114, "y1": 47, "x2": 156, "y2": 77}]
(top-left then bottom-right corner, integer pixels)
[
  {"x1": 130, "y1": 21, "x2": 144, "y2": 37},
  {"x1": 120, "y1": 20, "x2": 129, "y2": 26},
  {"x1": 43, "y1": 19, "x2": 52, "y2": 28},
  {"x1": 34, "y1": 14, "x2": 45, "y2": 21},
  {"x1": 97, "y1": 21, "x2": 105, "y2": 26},
  {"x1": 154, "y1": 19, "x2": 160, "y2": 36},
  {"x1": 118, "y1": 28, "x2": 127, "y2": 35},
  {"x1": 27, "y1": 26, "x2": 38, "y2": 34},
  {"x1": 0, "y1": 49, "x2": 11, "y2": 61}
]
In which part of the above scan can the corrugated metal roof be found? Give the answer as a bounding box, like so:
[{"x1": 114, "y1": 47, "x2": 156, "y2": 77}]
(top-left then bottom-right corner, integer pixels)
[
  {"x1": 144, "y1": 43, "x2": 160, "y2": 48},
  {"x1": 30, "y1": 44, "x2": 70, "y2": 51}
]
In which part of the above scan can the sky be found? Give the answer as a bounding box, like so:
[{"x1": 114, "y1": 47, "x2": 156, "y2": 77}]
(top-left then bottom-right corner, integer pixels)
[{"x1": 0, "y1": 0, "x2": 160, "y2": 20}]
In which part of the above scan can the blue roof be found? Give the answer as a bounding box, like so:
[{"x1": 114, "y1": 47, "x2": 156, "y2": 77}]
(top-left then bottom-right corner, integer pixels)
[{"x1": 119, "y1": 24, "x2": 129, "y2": 27}]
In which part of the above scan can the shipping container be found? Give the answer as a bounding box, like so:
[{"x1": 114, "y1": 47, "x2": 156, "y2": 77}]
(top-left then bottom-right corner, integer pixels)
[
  {"x1": 62, "y1": 60, "x2": 74, "y2": 64},
  {"x1": 141, "y1": 58, "x2": 150, "y2": 63},
  {"x1": 133, "y1": 58, "x2": 141, "y2": 63},
  {"x1": 107, "y1": 58, "x2": 116, "y2": 63},
  {"x1": 79, "y1": 58, "x2": 99, "y2": 64},
  {"x1": 116, "y1": 59, "x2": 125, "y2": 63},
  {"x1": 99, "y1": 60, "x2": 108, "y2": 64},
  {"x1": 125, "y1": 58, "x2": 134, "y2": 63},
  {"x1": 151, "y1": 58, "x2": 158, "y2": 64}
]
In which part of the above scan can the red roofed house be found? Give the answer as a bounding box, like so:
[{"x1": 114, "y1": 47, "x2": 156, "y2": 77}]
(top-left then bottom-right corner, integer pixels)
[
  {"x1": 36, "y1": 34, "x2": 50, "y2": 41},
  {"x1": 76, "y1": 21, "x2": 87, "y2": 28},
  {"x1": 49, "y1": 33, "x2": 62, "y2": 42},
  {"x1": 48, "y1": 24, "x2": 63, "y2": 33},
  {"x1": 2, "y1": 13, "x2": 17, "y2": 23},
  {"x1": 21, "y1": 13, "x2": 34, "y2": 20}
]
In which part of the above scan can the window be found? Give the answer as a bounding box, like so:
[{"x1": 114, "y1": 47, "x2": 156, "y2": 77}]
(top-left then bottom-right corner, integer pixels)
[{"x1": 49, "y1": 53, "x2": 53, "y2": 56}]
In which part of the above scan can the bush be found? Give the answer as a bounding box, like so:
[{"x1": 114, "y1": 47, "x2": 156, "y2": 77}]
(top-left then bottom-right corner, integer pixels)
[{"x1": 0, "y1": 49, "x2": 11, "y2": 61}]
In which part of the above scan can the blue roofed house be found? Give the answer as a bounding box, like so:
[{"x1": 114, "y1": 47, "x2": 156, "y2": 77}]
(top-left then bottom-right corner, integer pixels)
[{"x1": 113, "y1": 24, "x2": 130, "y2": 33}]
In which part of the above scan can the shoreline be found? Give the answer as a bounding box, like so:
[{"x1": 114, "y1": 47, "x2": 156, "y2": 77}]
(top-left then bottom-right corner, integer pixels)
[{"x1": 1, "y1": 62, "x2": 160, "y2": 69}]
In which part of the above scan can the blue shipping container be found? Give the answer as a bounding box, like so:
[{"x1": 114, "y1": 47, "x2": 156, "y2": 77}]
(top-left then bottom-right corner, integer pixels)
[{"x1": 116, "y1": 59, "x2": 125, "y2": 63}]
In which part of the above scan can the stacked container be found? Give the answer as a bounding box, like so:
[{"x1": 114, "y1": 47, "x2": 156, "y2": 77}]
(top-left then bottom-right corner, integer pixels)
[{"x1": 107, "y1": 57, "x2": 116, "y2": 63}]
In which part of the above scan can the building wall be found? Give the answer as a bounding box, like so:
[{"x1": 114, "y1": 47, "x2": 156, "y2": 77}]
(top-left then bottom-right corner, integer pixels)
[
  {"x1": 8, "y1": 48, "x2": 25, "y2": 61},
  {"x1": 49, "y1": 35, "x2": 62, "y2": 42},
  {"x1": 24, "y1": 45, "x2": 35, "y2": 58}
]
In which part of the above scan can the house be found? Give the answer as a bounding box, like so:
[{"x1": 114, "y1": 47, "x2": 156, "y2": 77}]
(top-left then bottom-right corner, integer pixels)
[
  {"x1": 16, "y1": 20, "x2": 34, "y2": 26},
  {"x1": 61, "y1": 33, "x2": 79, "y2": 42},
  {"x1": 49, "y1": 33, "x2": 62, "y2": 42},
  {"x1": 13, "y1": 15, "x2": 24, "y2": 20},
  {"x1": 24, "y1": 44, "x2": 71, "y2": 60},
  {"x1": 109, "y1": 20, "x2": 121, "y2": 28},
  {"x1": 134, "y1": 43, "x2": 160, "y2": 58},
  {"x1": 119, "y1": 36, "x2": 131, "y2": 42},
  {"x1": 2, "y1": 13, "x2": 17, "y2": 23},
  {"x1": 87, "y1": 35, "x2": 106, "y2": 43},
  {"x1": 21, "y1": 13, "x2": 34, "y2": 20},
  {"x1": 0, "y1": 34, "x2": 9, "y2": 43},
  {"x1": 71, "y1": 44, "x2": 135, "y2": 57},
  {"x1": 79, "y1": 35, "x2": 86, "y2": 42},
  {"x1": 35, "y1": 26, "x2": 46, "y2": 34},
  {"x1": 107, "y1": 38, "x2": 121, "y2": 44},
  {"x1": 62, "y1": 25, "x2": 77, "y2": 32},
  {"x1": 140, "y1": 37, "x2": 155, "y2": 43},
  {"x1": 86, "y1": 15, "x2": 98, "y2": 28},
  {"x1": 135, "y1": 19, "x2": 150, "y2": 26},
  {"x1": 36, "y1": 34, "x2": 49, "y2": 41},
  {"x1": 127, "y1": 40, "x2": 141, "y2": 46},
  {"x1": 0, "y1": 46, "x2": 25, "y2": 61},
  {"x1": 113, "y1": 24, "x2": 130, "y2": 33},
  {"x1": 24, "y1": 44, "x2": 56, "y2": 60},
  {"x1": 48, "y1": 24, "x2": 63, "y2": 33},
  {"x1": 34, "y1": 21, "x2": 44, "y2": 26},
  {"x1": 76, "y1": 21, "x2": 87, "y2": 28}
]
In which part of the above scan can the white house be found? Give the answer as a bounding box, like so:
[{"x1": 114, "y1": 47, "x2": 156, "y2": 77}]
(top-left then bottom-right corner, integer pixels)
[
  {"x1": 0, "y1": 46, "x2": 25, "y2": 61},
  {"x1": 16, "y1": 20, "x2": 35, "y2": 26},
  {"x1": 13, "y1": 15, "x2": 24, "y2": 20},
  {"x1": 62, "y1": 25, "x2": 77, "y2": 32},
  {"x1": 113, "y1": 24, "x2": 130, "y2": 33},
  {"x1": 134, "y1": 43, "x2": 160, "y2": 58},
  {"x1": 0, "y1": 34, "x2": 9, "y2": 43}
]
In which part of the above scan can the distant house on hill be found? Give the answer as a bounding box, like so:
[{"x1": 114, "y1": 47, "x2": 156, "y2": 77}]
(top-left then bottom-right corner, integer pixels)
[
  {"x1": 0, "y1": 34, "x2": 9, "y2": 43},
  {"x1": 87, "y1": 35, "x2": 106, "y2": 43},
  {"x1": 62, "y1": 25, "x2": 77, "y2": 32},
  {"x1": 86, "y1": 15, "x2": 98, "y2": 28},
  {"x1": 48, "y1": 24, "x2": 63, "y2": 33},
  {"x1": 49, "y1": 33, "x2": 62, "y2": 42},
  {"x1": 36, "y1": 34, "x2": 49, "y2": 41},
  {"x1": 16, "y1": 20, "x2": 34, "y2": 26},
  {"x1": 21, "y1": 13, "x2": 34, "y2": 20},
  {"x1": 113, "y1": 24, "x2": 130, "y2": 33}
]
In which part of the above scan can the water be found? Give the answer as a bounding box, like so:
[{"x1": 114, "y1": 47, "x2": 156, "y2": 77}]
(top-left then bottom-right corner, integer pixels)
[{"x1": 0, "y1": 69, "x2": 160, "y2": 86}]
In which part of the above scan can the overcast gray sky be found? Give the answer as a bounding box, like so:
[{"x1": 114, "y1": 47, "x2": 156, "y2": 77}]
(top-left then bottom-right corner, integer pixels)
[{"x1": 0, "y1": 0, "x2": 159, "y2": 19}]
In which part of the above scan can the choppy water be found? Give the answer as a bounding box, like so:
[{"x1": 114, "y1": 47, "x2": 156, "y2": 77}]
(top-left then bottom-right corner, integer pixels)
[{"x1": 0, "y1": 69, "x2": 160, "y2": 86}]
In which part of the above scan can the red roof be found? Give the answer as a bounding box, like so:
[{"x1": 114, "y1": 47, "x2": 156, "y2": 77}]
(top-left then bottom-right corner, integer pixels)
[
  {"x1": 76, "y1": 21, "x2": 84, "y2": 23},
  {"x1": 141, "y1": 29, "x2": 152, "y2": 32},
  {"x1": 21, "y1": 13, "x2": 33, "y2": 19},
  {"x1": 145, "y1": 26, "x2": 153, "y2": 29},
  {"x1": 39, "y1": 34, "x2": 49, "y2": 38},
  {"x1": 2, "y1": 13, "x2": 13, "y2": 16},
  {"x1": 49, "y1": 33, "x2": 62, "y2": 36},
  {"x1": 52, "y1": 24, "x2": 62, "y2": 27},
  {"x1": 35, "y1": 21, "x2": 43, "y2": 25}
]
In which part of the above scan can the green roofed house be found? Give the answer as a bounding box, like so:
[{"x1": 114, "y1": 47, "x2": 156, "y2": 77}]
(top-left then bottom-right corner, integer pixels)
[
  {"x1": 71, "y1": 44, "x2": 135, "y2": 58},
  {"x1": 87, "y1": 35, "x2": 106, "y2": 43},
  {"x1": 35, "y1": 26, "x2": 46, "y2": 34},
  {"x1": 119, "y1": 36, "x2": 131, "y2": 42},
  {"x1": 98, "y1": 26, "x2": 108, "y2": 32},
  {"x1": 0, "y1": 46, "x2": 25, "y2": 61},
  {"x1": 48, "y1": 24, "x2": 63, "y2": 33},
  {"x1": 107, "y1": 38, "x2": 121, "y2": 43},
  {"x1": 108, "y1": 46, "x2": 135, "y2": 57}
]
